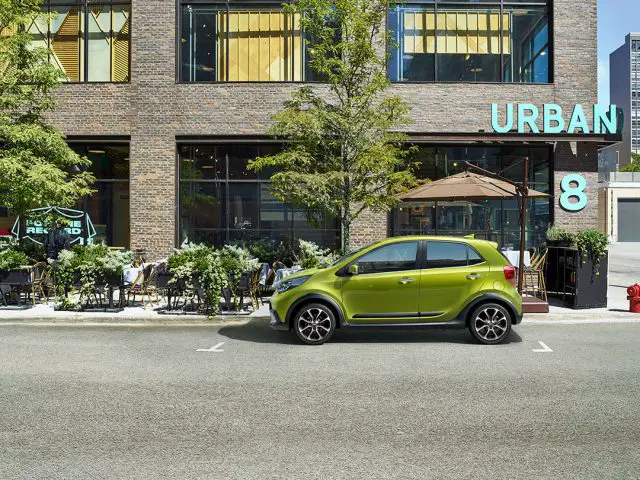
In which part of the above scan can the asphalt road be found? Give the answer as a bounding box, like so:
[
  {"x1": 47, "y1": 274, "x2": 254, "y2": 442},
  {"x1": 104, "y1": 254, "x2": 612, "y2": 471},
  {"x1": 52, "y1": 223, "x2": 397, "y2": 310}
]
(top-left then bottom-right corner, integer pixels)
[{"x1": 1, "y1": 321, "x2": 639, "y2": 479}]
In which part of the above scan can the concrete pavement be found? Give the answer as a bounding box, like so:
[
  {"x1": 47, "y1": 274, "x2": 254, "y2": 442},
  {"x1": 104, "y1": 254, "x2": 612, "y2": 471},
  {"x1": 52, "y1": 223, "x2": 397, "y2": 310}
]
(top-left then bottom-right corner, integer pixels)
[{"x1": 1, "y1": 321, "x2": 639, "y2": 479}]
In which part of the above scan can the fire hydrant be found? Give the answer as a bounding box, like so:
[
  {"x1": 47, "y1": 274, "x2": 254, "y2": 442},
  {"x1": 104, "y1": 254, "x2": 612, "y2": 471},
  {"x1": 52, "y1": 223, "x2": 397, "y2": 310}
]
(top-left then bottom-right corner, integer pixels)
[{"x1": 627, "y1": 284, "x2": 640, "y2": 313}]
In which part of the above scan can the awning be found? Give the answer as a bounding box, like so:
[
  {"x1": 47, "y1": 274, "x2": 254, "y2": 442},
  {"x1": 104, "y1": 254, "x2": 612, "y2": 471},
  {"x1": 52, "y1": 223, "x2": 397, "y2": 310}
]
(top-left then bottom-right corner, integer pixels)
[{"x1": 405, "y1": 131, "x2": 622, "y2": 148}]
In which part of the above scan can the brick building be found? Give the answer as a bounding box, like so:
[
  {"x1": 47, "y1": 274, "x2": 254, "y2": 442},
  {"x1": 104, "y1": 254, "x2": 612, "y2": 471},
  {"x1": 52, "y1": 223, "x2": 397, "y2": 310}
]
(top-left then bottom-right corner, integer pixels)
[{"x1": 1, "y1": 0, "x2": 617, "y2": 258}]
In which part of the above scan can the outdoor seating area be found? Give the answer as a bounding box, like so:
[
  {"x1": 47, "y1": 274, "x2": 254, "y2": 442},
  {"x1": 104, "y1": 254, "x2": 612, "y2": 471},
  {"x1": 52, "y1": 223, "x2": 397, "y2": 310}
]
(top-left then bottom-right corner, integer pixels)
[{"x1": 0, "y1": 239, "x2": 332, "y2": 315}]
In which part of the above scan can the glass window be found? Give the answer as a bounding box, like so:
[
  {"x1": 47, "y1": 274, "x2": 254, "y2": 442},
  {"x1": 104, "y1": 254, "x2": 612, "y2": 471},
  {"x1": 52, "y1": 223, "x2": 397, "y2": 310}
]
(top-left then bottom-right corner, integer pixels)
[
  {"x1": 71, "y1": 144, "x2": 130, "y2": 248},
  {"x1": 181, "y1": 4, "x2": 314, "y2": 82},
  {"x1": 388, "y1": 2, "x2": 550, "y2": 84},
  {"x1": 391, "y1": 145, "x2": 551, "y2": 250},
  {"x1": 178, "y1": 144, "x2": 340, "y2": 248},
  {"x1": 426, "y1": 241, "x2": 468, "y2": 269},
  {"x1": 353, "y1": 242, "x2": 418, "y2": 274},
  {"x1": 26, "y1": 0, "x2": 130, "y2": 82},
  {"x1": 468, "y1": 247, "x2": 484, "y2": 266}
]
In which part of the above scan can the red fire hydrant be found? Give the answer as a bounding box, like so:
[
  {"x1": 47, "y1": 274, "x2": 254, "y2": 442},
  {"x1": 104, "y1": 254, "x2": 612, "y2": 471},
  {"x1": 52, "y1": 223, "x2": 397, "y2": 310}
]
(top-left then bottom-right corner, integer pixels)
[{"x1": 627, "y1": 284, "x2": 640, "y2": 313}]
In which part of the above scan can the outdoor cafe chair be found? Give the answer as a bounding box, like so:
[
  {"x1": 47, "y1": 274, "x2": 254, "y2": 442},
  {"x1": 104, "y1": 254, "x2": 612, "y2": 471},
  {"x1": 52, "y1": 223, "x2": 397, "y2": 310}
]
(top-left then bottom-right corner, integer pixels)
[{"x1": 524, "y1": 249, "x2": 548, "y2": 301}]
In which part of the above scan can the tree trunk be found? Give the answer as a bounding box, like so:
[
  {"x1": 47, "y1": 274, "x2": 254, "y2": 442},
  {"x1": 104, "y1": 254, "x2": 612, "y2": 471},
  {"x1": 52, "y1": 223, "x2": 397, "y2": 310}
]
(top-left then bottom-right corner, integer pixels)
[{"x1": 341, "y1": 207, "x2": 350, "y2": 254}]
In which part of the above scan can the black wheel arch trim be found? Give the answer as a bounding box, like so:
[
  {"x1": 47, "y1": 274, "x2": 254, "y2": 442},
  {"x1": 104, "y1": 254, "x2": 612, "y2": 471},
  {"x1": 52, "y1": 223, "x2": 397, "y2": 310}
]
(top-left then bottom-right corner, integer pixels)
[
  {"x1": 457, "y1": 294, "x2": 522, "y2": 325},
  {"x1": 286, "y1": 294, "x2": 346, "y2": 328}
]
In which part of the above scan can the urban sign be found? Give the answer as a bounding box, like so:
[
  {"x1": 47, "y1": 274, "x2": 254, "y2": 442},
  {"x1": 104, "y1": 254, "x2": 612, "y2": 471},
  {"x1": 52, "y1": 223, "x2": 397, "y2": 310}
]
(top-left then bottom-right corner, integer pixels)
[
  {"x1": 11, "y1": 206, "x2": 97, "y2": 245},
  {"x1": 491, "y1": 104, "x2": 619, "y2": 135}
]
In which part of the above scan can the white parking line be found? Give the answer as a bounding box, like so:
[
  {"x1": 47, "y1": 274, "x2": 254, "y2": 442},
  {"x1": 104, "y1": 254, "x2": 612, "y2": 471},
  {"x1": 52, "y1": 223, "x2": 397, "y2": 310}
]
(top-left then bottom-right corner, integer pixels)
[
  {"x1": 532, "y1": 341, "x2": 553, "y2": 353},
  {"x1": 196, "y1": 342, "x2": 225, "y2": 352}
]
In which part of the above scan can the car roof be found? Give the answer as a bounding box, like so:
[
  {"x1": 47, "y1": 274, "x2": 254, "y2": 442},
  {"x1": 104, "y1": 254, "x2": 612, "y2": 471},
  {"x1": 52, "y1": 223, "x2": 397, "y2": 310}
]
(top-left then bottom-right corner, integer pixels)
[{"x1": 373, "y1": 235, "x2": 496, "y2": 245}]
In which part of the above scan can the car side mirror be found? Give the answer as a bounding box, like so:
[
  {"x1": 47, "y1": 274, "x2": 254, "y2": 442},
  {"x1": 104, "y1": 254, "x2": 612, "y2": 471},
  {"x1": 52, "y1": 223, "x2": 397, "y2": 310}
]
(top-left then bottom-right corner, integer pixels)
[{"x1": 347, "y1": 264, "x2": 359, "y2": 275}]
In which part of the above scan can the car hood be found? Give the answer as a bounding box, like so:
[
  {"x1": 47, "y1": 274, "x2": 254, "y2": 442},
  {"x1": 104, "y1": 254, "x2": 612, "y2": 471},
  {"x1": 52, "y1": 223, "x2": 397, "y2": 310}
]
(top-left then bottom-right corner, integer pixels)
[{"x1": 279, "y1": 267, "x2": 322, "y2": 282}]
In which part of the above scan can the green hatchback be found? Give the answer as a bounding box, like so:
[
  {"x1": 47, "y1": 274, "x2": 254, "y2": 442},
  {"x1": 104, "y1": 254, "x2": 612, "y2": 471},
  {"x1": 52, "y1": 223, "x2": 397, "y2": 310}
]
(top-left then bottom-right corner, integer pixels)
[{"x1": 269, "y1": 236, "x2": 522, "y2": 345}]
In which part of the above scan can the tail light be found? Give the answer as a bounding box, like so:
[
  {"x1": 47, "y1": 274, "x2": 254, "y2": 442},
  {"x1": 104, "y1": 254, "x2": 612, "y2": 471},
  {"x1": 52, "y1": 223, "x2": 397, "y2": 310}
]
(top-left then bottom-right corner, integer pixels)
[{"x1": 503, "y1": 265, "x2": 517, "y2": 287}]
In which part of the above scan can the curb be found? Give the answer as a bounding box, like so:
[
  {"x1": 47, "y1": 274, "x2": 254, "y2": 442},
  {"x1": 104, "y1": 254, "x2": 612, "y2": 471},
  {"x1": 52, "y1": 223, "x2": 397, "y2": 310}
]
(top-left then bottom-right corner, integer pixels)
[{"x1": 1, "y1": 314, "x2": 639, "y2": 326}]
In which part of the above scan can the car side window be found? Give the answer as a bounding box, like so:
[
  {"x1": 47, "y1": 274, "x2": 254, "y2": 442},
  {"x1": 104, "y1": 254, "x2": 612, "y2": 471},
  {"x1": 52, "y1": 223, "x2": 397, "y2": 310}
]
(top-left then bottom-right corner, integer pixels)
[
  {"x1": 426, "y1": 241, "x2": 484, "y2": 269},
  {"x1": 354, "y1": 242, "x2": 418, "y2": 274},
  {"x1": 468, "y1": 247, "x2": 484, "y2": 266}
]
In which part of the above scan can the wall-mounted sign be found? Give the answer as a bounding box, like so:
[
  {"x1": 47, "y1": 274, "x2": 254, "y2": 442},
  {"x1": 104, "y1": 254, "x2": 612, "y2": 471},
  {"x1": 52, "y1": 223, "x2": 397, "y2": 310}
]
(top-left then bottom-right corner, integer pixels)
[
  {"x1": 11, "y1": 206, "x2": 97, "y2": 245},
  {"x1": 491, "y1": 104, "x2": 619, "y2": 135},
  {"x1": 559, "y1": 174, "x2": 587, "y2": 212}
]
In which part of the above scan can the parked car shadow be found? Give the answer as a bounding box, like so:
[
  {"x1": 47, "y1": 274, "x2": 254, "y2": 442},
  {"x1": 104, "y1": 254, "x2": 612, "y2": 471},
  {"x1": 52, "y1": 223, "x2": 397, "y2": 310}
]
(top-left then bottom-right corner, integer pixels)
[{"x1": 218, "y1": 318, "x2": 523, "y2": 345}]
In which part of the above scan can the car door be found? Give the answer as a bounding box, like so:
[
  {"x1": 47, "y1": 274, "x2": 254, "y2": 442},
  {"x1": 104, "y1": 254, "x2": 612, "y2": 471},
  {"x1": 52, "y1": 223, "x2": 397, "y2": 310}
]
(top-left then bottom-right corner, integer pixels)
[
  {"x1": 419, "y1": 241, "x2": 490, "y2": 322},
  {"x1": 341, "y1": 241, "x2": 421, "y2": 323}
]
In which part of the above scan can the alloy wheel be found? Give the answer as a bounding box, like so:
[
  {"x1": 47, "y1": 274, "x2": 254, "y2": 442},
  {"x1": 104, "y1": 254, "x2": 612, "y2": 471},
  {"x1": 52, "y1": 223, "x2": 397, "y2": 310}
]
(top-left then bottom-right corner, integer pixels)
[
  {"x1": 297, "y1": 307, "x2": 333, "y2": 343},
  {"x1": 473, "y1": 306, "x2": 509, "y2": 342}
]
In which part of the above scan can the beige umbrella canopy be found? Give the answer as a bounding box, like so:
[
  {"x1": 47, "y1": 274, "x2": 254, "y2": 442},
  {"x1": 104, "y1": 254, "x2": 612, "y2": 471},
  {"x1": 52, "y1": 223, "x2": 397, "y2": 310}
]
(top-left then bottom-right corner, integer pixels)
[{"x1": 399, "y1": 171, "x2": 549, "y2": 201}]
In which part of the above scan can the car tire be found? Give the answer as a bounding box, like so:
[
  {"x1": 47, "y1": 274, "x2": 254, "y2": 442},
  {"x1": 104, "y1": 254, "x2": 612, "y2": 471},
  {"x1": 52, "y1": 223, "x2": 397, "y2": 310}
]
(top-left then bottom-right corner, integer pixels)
[
  {"x1": 468, "y1": 303, "x2": 512, "y2": 345},
  {"x1": 293, "y1": 303, "x2": 336, "y2": 345}
]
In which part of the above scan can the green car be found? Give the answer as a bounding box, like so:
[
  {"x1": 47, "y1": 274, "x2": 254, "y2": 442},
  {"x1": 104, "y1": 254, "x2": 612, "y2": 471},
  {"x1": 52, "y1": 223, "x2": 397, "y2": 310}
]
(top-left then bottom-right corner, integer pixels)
[{"x1": 269, "y1": 236, "x2": 522, "y2": 345}]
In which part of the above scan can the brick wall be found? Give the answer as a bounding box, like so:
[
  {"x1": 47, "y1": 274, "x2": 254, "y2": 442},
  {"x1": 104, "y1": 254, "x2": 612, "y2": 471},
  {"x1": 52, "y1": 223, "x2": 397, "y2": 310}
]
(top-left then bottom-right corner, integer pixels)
[{"x1": 41, "y1": 0, "x2": 599, "y2": 257}]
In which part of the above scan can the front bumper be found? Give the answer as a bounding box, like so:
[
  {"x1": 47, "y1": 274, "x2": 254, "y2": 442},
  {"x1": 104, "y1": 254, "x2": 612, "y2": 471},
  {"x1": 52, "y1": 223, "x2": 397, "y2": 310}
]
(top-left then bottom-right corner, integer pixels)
[{"x1": 268, "y1": 303, "x2": 289, "y2": 331}]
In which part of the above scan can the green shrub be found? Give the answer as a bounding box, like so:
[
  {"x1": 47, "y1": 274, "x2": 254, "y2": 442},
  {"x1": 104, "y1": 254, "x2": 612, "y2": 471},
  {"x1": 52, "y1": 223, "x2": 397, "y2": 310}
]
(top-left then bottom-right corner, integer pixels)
[
  {"x1": 574, "y1": 228, "x2": 608, "y2": 277},
  {"x1": 243, "y1": 238, "x2": 297, "y2": 266},
  {"x1": 297, "y1": 240, "x2": 339, "y2": 269},
  {"x1": 0, "y1": 249, "x2": 29, "y2": 271},
  {"x1": 167, "y1": 243, "x2": 228, "y2": 314},
  {"x1": 56, "y1": 245, "x2": 133, "y2": 302},
  {"x1": 545, "y1": 226, "x2": 574, "y2": 244}
]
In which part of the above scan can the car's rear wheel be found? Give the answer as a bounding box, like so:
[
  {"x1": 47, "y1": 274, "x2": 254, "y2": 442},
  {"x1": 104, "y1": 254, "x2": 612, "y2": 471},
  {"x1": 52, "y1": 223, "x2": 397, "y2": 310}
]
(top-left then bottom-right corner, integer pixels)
[
  {"x1": 468, "y1": 303, "x2": 512, "y2": 345},
  {"x1": 293, "y1": 303, "x2": 336, "y2": 345}
]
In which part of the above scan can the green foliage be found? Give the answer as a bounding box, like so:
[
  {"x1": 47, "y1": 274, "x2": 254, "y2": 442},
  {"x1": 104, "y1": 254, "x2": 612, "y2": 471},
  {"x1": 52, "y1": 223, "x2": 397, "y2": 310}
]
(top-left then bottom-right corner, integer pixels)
[
  {"x1": 297, "y1": 239, "x2": 339, "y2": 269},
  {"x1": 249, "y1": 0, "x2": 416, "y2": 251},
  {"x1": 56, "y1": 245, "x2": 133, "y2": 303},
  {"x1": 0, "y1": 248, "x2": 29, "y2": 271},
  {"x1": 167, "y1": 243, "x2": 228, "y2": 314},
  {"x1": 620, "y1": 152, "x2": 640, "y2": 172},
  {"x1": 574, "y1": 228, "x2": 609, "y2": 277},
  {"x1": 241, "y1": 238, "x2": 297, "y2": 266},
  {"x1": 0, "y1": 0, "x2": 94, "y2": 218},
  {"x1": 545, "y1": 226, "x2": 574, "y2": 244},
  {"x1": 219, "y1": 244, "x2": 260, "y2": 277}
]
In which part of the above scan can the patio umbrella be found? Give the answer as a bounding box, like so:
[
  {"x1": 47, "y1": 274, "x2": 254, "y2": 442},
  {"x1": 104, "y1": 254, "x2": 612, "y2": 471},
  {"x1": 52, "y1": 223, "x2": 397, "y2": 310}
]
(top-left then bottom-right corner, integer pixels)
[
  {"x1": 398, "y1": 171, "x2": 549, "y2": 201},
  {"x1": 398, "y1": 167, "x2": 549, "y2": 295}
]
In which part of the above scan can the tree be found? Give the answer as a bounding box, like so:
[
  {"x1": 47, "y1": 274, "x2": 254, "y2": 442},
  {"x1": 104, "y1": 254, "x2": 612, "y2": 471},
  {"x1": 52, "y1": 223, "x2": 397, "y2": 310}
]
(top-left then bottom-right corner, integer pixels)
[
  {"x1": 248, "y1": 0, "x2": 416, "y2": 252},
  {"x1": 0, "y1": 0, "x2": 94, "y2": 219},
  {"x1": 620, "y1": 152, "x2": 640, "y2": 172}
]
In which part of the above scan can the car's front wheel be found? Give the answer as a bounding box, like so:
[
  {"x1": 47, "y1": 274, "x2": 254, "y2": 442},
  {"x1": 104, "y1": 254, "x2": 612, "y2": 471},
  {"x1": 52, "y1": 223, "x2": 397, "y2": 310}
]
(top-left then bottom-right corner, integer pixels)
[
  {"x1": 468, "y1": 303, "x2": 512, "y2": 345},
  {"x1": 293, "y1": 303, "x2": 336, "y2": 345}
]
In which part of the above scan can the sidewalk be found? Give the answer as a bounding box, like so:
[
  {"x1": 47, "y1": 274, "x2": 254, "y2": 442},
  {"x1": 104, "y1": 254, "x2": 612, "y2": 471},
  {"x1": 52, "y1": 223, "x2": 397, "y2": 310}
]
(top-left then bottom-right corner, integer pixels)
[{"x1": 1, "y1": 301, "x2": 638, "y2": 325}]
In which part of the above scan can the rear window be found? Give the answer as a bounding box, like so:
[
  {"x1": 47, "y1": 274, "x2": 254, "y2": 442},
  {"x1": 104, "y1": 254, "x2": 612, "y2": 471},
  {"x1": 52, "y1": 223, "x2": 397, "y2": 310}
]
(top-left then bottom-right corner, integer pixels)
[{"x1": 426, "y1": 241, "x2": 485, "y2": 269}]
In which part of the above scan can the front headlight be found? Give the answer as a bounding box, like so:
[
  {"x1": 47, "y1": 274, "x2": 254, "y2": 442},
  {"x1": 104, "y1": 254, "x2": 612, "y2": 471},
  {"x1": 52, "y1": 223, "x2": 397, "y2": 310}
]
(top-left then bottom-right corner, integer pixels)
[{"x1": 275, "y1": 275, "x2": 311, "y2": 294}]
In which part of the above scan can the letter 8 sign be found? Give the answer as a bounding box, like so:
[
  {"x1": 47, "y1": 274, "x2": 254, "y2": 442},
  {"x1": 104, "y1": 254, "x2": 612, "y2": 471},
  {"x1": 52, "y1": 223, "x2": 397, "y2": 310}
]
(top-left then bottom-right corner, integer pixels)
[{"x1": 560, "y1": 174, "x2": 587, "y2": 211}]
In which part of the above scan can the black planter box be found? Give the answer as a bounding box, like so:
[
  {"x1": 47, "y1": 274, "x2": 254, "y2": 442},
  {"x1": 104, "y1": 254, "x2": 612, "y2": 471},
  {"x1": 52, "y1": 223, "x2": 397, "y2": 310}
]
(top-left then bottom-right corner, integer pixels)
[{"x1": 545, "y1": 247, "x2": 608, "y2": 309}]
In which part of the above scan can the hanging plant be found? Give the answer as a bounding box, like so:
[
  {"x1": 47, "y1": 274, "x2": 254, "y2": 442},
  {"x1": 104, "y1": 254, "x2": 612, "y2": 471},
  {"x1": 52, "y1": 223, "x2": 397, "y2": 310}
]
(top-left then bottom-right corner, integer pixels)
[{"x1": 574, "y1": 229, "x2": 608, "y2": 278}]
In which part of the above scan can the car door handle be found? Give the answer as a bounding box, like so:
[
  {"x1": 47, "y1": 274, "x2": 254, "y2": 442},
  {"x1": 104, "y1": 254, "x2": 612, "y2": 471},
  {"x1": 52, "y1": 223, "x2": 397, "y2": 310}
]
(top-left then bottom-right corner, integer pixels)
[
  {"x1": 398, "y1": 277, "x2": 416, "y2": 284},
  {"x1": 466, "y1": 273, "x2": 482, "y2": 280}
]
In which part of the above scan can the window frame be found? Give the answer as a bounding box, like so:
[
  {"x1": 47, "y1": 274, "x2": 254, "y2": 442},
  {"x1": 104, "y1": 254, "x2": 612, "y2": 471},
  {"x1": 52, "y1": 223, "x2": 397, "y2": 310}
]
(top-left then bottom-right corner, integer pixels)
[
  {"x1": 32, "y1": 0, "x2": 132, "y2": 84},
  {"x1": 175, "y1": 141, "x2": 341, "y2": 247},
  {"x1": 422, "y1": 240, "x2": 486, "y2": 270},
  {"x1": 176, "y1": 0, "x2": 321, "y2": 83},
  {"x1": 386, "y1": 0, "x2": 554, "y2": 85}
]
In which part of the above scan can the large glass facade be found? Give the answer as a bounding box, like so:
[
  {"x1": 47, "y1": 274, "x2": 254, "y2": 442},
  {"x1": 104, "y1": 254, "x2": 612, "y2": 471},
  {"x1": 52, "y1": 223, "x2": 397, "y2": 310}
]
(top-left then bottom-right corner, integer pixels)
[
  {"x1": 179, "y1": 144, "x2": 340, "y2": 247},
  {"x1": 71, "y1": 144, "x2": 130, "y2": 247},
  {"x1": 27, "y1": 0, "x2": 131, "y2": 82},
  {"x1": 180, "y1": 2, "x2": 319, "y2": 82},
  {"x1": 388, "y1": 1, "x2": 550, "y2": 83},
  {"x1": 390, "y1": 145, "x2": 551, "y2": 249}
]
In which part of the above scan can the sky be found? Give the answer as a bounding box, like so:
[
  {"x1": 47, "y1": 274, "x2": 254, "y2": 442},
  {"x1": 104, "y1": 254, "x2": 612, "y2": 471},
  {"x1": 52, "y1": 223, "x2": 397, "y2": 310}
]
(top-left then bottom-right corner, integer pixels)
[{"x1": 598, "y1": 0, "x2": 640, "y2": 104}]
